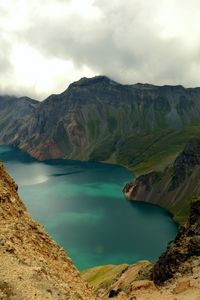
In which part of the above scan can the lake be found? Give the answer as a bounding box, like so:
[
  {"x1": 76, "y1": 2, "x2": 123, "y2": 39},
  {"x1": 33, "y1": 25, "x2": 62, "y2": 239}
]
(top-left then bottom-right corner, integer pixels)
[{"x1": 0, "y1": 146, "x2": 177, "y2": 270}]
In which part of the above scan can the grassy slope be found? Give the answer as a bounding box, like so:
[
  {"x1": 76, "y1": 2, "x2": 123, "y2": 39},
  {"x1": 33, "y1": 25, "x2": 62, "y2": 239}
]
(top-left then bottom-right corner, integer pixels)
[
  {"x1": 81, "y1": 261, "x2": 152, "y2": 297},
  {"x1": 164, "y1": 169, "x2": 200, "y2": 224},
  {"x1": 81, "y1": 264, "x2": 128, "y2": 291},
  {"x1": 116, "y1": 125, "x2": 200, "y2": 175},
  {"x1": 114, "y1": 126, "x2": 200, "y2": 225}
]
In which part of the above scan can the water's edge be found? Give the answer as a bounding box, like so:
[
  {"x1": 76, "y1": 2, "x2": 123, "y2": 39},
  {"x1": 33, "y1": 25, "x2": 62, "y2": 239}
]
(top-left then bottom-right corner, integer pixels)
[{"x1": 0, "y1": 145, "x2": 178, "y2": 270}]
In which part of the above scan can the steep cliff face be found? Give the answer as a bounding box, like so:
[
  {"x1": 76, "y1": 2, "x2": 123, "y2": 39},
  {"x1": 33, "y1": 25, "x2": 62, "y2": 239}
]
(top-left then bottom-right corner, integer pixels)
[
  {"x1": 124, "y1": 139, "x2": 200, "y2": 223},
  {"x1": 152, "y1": 200, "x2": 200, "y2": 284},
  {"x1": 2, "y1": 76, "x2": 200, "y2": 172},
  {"x1": 0, "y1": 163, "x2": 96, "y2": 300}
]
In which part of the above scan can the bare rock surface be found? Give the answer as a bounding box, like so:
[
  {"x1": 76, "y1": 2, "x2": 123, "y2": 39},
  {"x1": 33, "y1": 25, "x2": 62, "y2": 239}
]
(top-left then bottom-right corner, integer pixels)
[{"x1": 0, "y1": 162, "x2": 96, "y2": 300}]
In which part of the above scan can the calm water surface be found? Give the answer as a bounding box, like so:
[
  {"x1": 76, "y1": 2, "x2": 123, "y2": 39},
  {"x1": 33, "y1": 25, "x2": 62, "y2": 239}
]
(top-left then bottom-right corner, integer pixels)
[{"x1": 0, "y1": 146, "x2": 177, "y2": 270}]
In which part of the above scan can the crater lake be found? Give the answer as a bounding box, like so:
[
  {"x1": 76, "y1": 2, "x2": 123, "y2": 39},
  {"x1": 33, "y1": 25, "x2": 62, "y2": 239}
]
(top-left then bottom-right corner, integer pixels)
[{"x1": 0, "y1": 146, "x2": 177, "y2": 270}]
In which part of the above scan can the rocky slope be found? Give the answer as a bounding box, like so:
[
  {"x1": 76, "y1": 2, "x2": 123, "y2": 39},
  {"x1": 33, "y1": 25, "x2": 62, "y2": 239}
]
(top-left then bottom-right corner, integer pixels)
[
  {"x1": 152, "y1": 200, "x2": 200, "y2": 284},
  {"x1": 82, "y1": 200, "x2": 200, "y2": 300},
  {"x1": 0, "y1": 95, "x2": 38, "y2": 145},
  {"x1": 2, "y1": 76, "x2": 200, "y2": 172},
  {"x1": 124, "y1": 139, "x2": 200, "y2": 223},
  {"x1": 0, "y1": 162, "x2": 96, "y2": 300}
]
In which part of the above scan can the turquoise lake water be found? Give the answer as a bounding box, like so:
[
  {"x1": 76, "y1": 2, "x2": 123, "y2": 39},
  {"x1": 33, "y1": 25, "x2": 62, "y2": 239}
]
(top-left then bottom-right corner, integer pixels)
[{"x1": 0, "y1": 146, "x2": 178, "y2": 270}]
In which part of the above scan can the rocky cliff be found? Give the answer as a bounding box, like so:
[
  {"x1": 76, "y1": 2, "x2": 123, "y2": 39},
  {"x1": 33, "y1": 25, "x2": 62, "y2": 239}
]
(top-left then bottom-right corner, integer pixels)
[
  {"x1": 152, "y1": 200, "x2": 200, "y2": 284},
  {"x1": 0, "y1": 162, "x2": 96, "y2": 300},
  {"x1": 123, "y1": 139, "x2": 200, "y2": 223},
  {"x1": 2, "y1": 76, "x2": 200, "y2": 172}
]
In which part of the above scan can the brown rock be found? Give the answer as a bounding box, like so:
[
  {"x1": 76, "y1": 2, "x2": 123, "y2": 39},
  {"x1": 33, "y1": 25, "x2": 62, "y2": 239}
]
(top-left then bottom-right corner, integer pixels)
[
  {"x1": 130, "y1": 280, "x2": 157, "y2": 292},
  {"x1": 0, "y1": 163, "x2": 96, "y2": 300},
  {"x1": 173, "y1": 279, "x2": 191, "y2": 294}
]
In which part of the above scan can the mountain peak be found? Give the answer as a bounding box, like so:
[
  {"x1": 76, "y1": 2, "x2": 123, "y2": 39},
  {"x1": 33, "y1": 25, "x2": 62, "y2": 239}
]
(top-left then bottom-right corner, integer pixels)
[
  {"x1": 132, "y1": 83, "x2": 158, "y2": 89},
  {"x1": 69, "y1": 75, "x2": 119, "y2": 88}
]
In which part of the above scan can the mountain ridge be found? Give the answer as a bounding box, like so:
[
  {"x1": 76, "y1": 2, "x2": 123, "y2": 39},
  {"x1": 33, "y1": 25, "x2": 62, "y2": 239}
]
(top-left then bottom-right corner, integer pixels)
[{"x1": 2, "y1": 76, "x2": 200, "y2": 173}]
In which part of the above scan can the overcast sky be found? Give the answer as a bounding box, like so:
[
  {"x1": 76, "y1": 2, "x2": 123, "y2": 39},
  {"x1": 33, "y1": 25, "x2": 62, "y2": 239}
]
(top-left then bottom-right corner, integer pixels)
[{"x1": 1, "y1": 0, "x2": 200, "y2": 100}]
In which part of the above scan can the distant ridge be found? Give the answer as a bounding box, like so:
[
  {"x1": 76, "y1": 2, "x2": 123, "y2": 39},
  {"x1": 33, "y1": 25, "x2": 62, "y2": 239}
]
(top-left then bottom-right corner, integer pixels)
[{"x1": 1, "y1": 76, "x2": 200, "y2": 174}]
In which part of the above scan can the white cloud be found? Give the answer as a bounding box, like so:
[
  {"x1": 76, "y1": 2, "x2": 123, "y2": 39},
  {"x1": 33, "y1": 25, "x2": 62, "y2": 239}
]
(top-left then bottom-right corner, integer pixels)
[
  {"x1": 9, "y1": 44, "x2": 94, "y2": 99},
  {"x1": 1, "y1": 0, "x2": 200, "y2": 99}
]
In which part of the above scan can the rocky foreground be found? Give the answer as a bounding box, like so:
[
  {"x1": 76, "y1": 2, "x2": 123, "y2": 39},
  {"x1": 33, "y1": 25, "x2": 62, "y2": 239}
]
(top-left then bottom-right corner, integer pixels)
[{"x1": 0, "y1": 162, "x2": 96, "y2": 300}]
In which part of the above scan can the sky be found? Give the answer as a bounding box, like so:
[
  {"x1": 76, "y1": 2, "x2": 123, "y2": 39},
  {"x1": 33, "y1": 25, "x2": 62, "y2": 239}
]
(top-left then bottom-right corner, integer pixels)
[{"x1": 1, "y1": 0, "x2": 200, "y2": 100}]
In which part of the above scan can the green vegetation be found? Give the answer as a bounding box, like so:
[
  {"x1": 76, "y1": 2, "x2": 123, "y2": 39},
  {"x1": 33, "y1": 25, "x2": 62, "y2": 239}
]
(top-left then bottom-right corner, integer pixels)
[
  {"x1": 131, "y1": 138, "x2": 200, "y2": 225},
  {"x1": 171, "y1": 176, "x2": 200, "y2": 224},
  {"x1": 87, "y1": 118, "x2": 100, "y2": 139},
  {"x1": 107, "y1": 116, "x2": 117, "y2": 133},
  {"x1": 89, "y1": 140, "x2": 115, "y2": 161},
  {"x1": 171, "y1": 198, "x2": 192, "y2": 224},
  {"x1": 52, "y1": 122, "x2": 71, "y2": 152},
  {"x1": 116, "y1": 125, "x2": 200, "y2": 174},
  {"x1": 81, "y1": 264, "x2": 128, "y2": 291}
]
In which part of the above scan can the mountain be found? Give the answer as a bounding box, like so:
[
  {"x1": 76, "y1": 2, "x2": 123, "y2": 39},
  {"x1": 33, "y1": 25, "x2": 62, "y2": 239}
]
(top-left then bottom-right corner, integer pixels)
[
  {"x1": 2, "y1": 76, "x2": 200, "y2": 173},
  {"x1": 0, "y1": 162, "x2": 96, "y2": 299},
  {"x1": 123, "y1": 139, "x2": 200, "y2": 223},
  {"x1": 0, "y1": 95, "x2": 38, "y2": 145}
]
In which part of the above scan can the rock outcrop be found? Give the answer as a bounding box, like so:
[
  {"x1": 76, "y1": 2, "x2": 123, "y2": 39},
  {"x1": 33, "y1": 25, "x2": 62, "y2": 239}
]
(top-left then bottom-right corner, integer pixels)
[
  {"x1": 81, "y1": 261, "x2": 152, "y2": 298},
  {"x1": 152, "y1": 199, "x2": 200, "y2": 284},
  {"x1": 0, "y1": 162, "x2": 96, "y2": 300},
  {"x1": 124, "y1": 139, "x2": 200, "y2": 223},
  {"x1": 2, "y1": 76, "x2": 200, "y2": 172}
]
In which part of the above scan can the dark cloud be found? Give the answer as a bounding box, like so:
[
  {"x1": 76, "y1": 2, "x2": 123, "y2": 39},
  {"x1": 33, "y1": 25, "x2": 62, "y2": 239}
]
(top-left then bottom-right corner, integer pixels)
[{"x1": 1, "y1": 0, "x2": 200, "y2": 99}]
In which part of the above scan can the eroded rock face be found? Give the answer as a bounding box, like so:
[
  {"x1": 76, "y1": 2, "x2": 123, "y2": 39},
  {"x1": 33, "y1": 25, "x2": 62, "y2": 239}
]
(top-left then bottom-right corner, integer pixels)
[
  {"x1": 0, "y1": 163, "x2": 96, "y2": 300},
  {"x1": 123, "y1": 172, "x2": 162, "y2": 200},
  {"x1": 124, "y1": 139, "x2": 200, "y2": 223},
  {"x1": 152, "y1": 200, "x2": 200, "y2": 284},
  {"x1": 170, "y1": 139, "x2": 200, "y2": 190}
]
